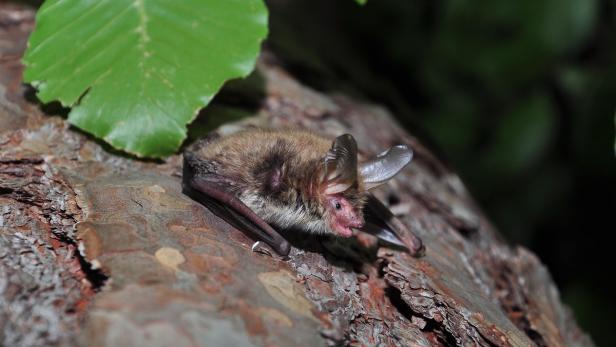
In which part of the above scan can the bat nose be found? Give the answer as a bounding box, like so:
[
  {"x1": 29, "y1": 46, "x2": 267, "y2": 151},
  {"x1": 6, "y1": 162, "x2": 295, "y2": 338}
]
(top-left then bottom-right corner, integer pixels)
[{"x1": 349, "y1": 215, "x2": 364, "y2": 228}]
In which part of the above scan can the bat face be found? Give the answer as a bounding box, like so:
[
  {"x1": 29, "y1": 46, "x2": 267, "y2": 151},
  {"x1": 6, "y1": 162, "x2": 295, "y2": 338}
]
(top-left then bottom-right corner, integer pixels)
[
  {"x1": 183, "y1": 129, "x2": 422, "y2": 256},
  {"x1": 323, "y1": 193, "x2": 364, "y2": 237},
  {"x1": 319, "y1": 133, "x2": 365, "y2": 237}
]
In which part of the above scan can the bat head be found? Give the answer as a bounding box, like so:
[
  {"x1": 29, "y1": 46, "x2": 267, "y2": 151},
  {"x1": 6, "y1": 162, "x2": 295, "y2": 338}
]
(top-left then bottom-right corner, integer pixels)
[{"x1": 320, "y1": 134, "x2": 413, "y2": 237}]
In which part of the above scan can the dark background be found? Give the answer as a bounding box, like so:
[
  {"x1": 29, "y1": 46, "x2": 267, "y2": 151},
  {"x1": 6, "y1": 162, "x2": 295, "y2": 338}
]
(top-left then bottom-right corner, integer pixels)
[{"x1": 265, "y1": 0, "x2": 615, "y2": 345}]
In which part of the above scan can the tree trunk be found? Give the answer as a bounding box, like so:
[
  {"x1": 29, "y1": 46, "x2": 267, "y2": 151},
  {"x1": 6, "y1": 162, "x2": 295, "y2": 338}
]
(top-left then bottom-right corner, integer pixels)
[{"x1": 0, "y1": 4, "x2": 592, "y2": 347}]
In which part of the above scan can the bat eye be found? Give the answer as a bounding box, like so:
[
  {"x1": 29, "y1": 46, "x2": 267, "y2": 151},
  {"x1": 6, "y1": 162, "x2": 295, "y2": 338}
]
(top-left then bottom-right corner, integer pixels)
[{"x1": 335, "y1": 202, "x2": 342, "y2": 210}]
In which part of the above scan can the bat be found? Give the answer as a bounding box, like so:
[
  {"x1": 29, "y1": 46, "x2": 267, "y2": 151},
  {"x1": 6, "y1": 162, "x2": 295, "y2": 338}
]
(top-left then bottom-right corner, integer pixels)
[{"x1": 182, "y1": 128, "x2": 423, "y2": 257}]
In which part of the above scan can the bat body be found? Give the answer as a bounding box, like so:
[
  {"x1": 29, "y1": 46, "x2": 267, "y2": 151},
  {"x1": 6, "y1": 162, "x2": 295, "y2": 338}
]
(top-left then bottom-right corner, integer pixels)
[{"x1": 183, "y1": 128, "x2": 422, "y2": 257}]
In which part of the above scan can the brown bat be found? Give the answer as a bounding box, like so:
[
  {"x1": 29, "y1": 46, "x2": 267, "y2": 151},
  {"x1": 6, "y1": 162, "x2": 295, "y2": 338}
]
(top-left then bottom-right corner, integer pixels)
[{"x1": 182, "y1": 128, "x2": 423, "y2": 257}]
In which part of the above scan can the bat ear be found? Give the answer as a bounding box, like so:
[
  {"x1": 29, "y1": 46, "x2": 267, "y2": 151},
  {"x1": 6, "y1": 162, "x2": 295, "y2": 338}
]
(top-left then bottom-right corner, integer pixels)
[
  {"x1": 322, "y1": 134, "x2": 358, "y2": 195},
  {"x1": 359, "y1": 145, "x2": 412, "y2": 190}
]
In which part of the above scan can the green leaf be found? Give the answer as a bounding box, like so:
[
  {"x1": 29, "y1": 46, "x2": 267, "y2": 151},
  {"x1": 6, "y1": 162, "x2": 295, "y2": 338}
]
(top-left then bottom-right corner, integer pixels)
[
  {"x1": 23, "y1": 0, "x2": 268, "y2": 157},
  {"x1": 355, "y1": 0, "x2": 367, "y2": 5}
]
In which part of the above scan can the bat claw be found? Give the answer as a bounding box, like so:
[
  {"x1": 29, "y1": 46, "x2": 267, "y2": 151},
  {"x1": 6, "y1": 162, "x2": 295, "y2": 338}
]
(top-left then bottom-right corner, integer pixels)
[
  {"x1": 251, "y1": 241, "x2": 274, "y2": 257},
  {"x1": 251, "y1": 241, "x2": 261, "y2": 252}
]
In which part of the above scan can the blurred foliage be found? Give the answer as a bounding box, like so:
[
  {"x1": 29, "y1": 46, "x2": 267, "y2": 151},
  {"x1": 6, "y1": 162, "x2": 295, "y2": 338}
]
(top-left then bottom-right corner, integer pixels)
[{"x1": 266, "y1": 0, "x2": 616, "y2": 345}]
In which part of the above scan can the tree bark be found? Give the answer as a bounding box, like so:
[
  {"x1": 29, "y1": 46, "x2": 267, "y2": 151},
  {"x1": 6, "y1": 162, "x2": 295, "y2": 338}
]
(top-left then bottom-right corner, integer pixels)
[{"x1": 0, "y1": 4, "x2": 593, "y2": 347}]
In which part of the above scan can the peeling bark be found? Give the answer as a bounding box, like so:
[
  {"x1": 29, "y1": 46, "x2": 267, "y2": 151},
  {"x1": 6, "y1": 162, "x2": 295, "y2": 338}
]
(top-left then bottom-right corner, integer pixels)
[{"x1": 0, "y1": 4, "x2": 593, "y2": 347}]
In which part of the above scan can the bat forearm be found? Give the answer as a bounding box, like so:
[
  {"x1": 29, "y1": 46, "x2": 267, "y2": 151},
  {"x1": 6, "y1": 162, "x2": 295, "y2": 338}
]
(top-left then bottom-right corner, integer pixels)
[{"x1": 185, "y1": 176, "x2": 291, "y2": 256}]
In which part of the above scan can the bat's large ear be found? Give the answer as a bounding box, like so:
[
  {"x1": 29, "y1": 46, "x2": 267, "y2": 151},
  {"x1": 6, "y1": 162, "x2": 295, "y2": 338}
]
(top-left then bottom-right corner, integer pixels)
[
  {"x1": 322, "y1": 134, "x2": 358, "y2": 195},
  {"x1": 359, "y1": 145, "x2": 412, "y2": 190}
]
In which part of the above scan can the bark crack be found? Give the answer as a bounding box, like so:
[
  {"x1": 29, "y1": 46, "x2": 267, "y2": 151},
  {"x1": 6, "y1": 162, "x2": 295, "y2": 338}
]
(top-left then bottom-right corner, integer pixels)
[{"x1": 0, "y1": 156, "x2": 108, "y2": 291}]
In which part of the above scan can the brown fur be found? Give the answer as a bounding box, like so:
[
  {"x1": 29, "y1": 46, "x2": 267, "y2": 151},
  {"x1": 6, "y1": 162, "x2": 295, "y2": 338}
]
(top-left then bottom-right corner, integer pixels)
[{"x1": 185, "y1": 128, "x2": 367, "y2": 234}]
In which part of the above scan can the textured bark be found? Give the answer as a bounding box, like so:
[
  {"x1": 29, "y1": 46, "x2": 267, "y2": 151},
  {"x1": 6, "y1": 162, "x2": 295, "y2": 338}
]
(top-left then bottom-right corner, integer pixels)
[{"x1": 0, "y1": 4, "x2": 593, "y2": 347}]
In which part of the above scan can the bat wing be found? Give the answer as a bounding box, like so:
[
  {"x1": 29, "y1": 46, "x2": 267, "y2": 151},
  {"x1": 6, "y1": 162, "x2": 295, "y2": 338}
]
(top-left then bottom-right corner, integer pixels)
[
  {"x1": 361, "y1": 194, "x2": 423, "y2": 256},
  {"x1": 183, "y1": 175, "x2": 291, "y2": 256}
]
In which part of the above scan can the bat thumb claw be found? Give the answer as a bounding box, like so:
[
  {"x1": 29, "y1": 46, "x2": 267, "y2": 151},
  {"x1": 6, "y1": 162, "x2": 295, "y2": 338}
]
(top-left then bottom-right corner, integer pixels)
[
  {"x1": 251, "y1": 241, "x2": 262, "y2": 252},
  {"x1": 251, "y1": 241, "x2": 291, "y2": 259},
  {"x1": 251, "y1": 241, "x2": 274, "y2": 257}
]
